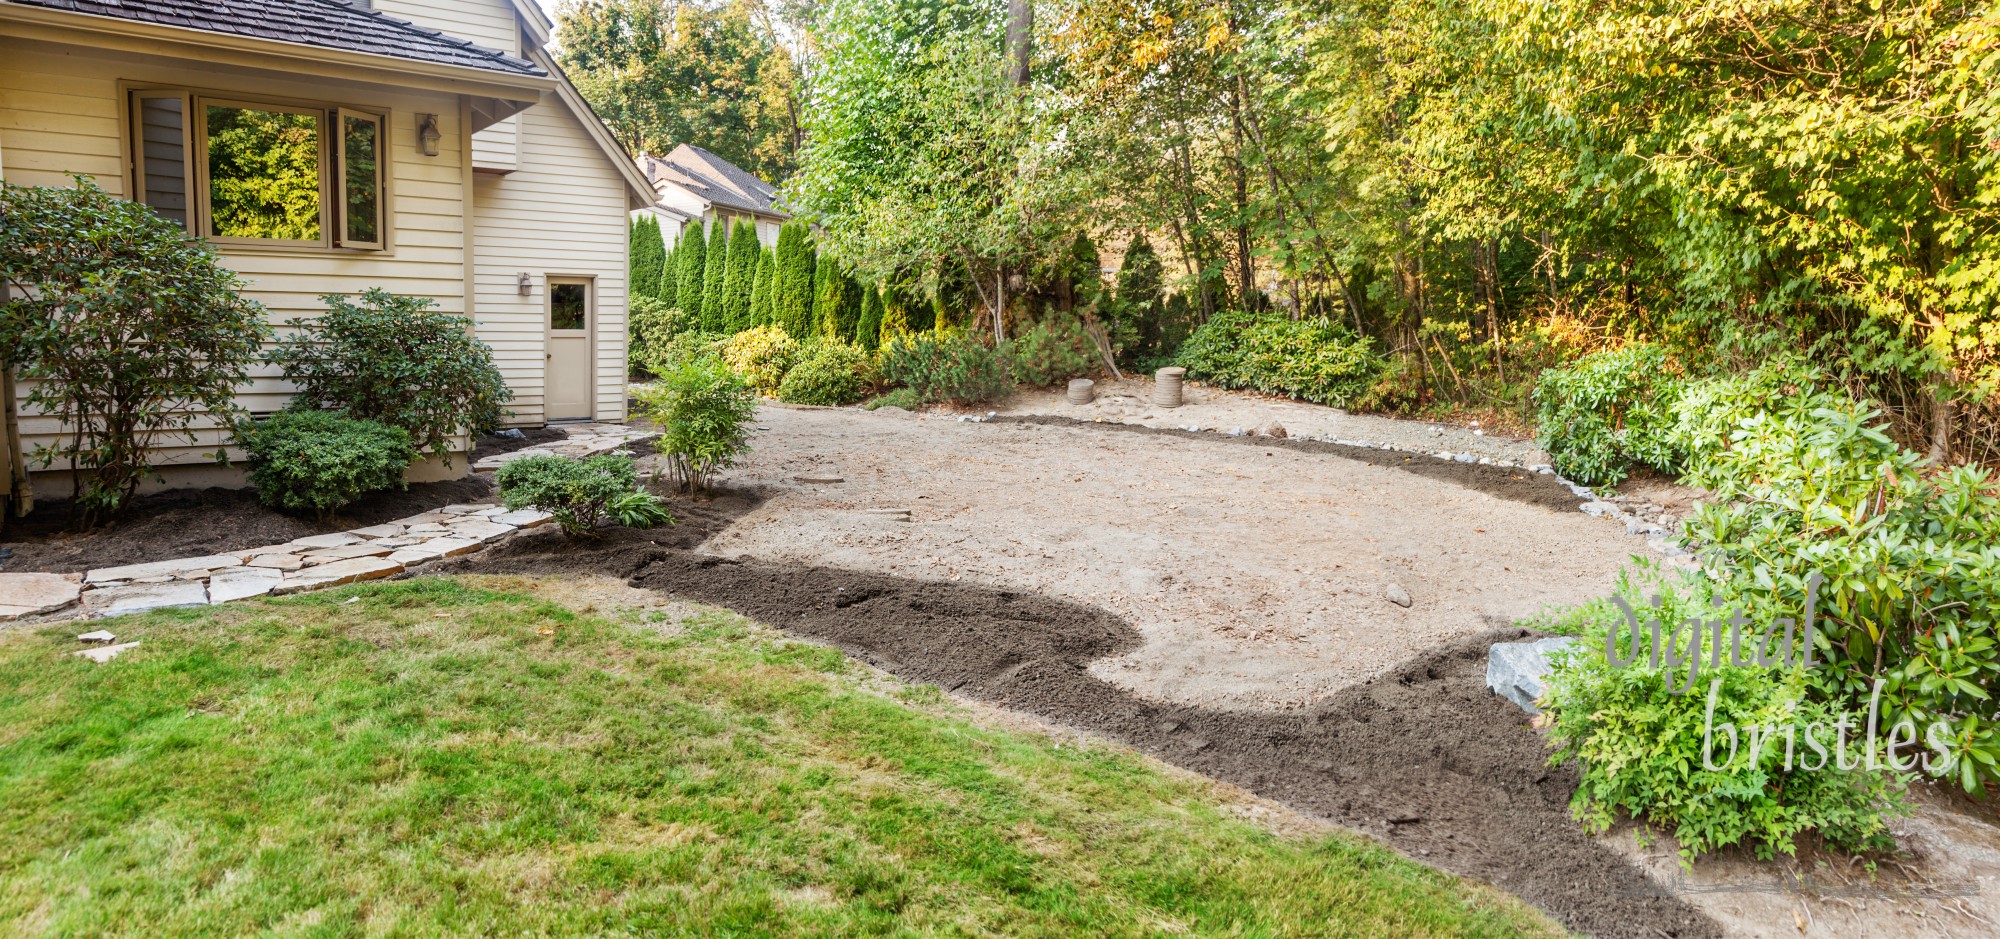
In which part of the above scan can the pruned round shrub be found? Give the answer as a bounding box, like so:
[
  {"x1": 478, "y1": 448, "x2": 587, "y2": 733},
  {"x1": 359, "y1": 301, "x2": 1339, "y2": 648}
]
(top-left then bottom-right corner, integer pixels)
[
  {"x1": 271, "y1": 289, "x2": 510, "y2": 461},
  {"x1": 0, "y1": 178, "x2": 271, "y2": 526},
  {"x1": 778, "y1": 340, "x2": 875, "y2": 406},
  {"x1": 879, "y1": 332, "x2": 1010, "y2": 405},
  {"x1": 237, "y1": 410, "x2": 415, "y2": 520},
  {"x1": 865, "y1": 388, "x2": 923, "y2": 411},
  {"x1": 496, "y1": 453, "x2": 671, "y2": 538},
  {"x1": 1175, "y1": 311, "x2": 1383, "y2": 408},
  {"x1": 631, "y1": 356, "x2": 756, "y2": 493},
  {"x1": 629, "y1": 297, "x2": 694, "y2": 378},
  {"x1": 1006, "y1": 314, "x2": 1097, "y2": 387},
  {"x1": 1531, "y1": 343, "x2": 1684, "y2": 486},
  {"x1": 722, "y1": 325, "x2": 800, "y2": 395}
]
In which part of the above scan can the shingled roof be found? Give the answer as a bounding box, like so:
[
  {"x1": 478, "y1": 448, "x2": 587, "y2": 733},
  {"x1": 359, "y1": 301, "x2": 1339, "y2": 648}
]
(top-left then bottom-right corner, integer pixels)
[
  {"x1": 640, "y1": 144, "x2": 790, "y2": 219},
  {"x1": 7, "y1": 0, "x2": 546, "y2": 77}
]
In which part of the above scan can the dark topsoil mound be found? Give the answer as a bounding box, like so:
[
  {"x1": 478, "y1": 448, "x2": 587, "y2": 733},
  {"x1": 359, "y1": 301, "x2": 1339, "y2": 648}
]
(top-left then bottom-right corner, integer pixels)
[
  {"x1": 434, "y1": 495, "x2": 1717, "y2": 939},
  {"x1": 2, "y1": 476, "x2": 495, "y2": 574},
  {"x1": 994, "y1": 415, "x2": 1583, "y2": 513}
]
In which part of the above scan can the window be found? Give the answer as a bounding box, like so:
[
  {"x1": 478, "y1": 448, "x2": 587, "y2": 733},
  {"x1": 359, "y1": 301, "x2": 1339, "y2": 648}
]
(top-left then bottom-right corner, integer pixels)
[
  {"x1": 129, "y1": 90, "x2": 386, "y2": 249},
  {"x1": 550, "y1": 282, "x2": 588, "y2": 330}
]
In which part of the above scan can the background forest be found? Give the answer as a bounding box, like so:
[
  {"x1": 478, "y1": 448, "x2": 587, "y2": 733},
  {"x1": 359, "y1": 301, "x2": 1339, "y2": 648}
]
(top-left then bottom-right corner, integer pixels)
[{"x1": 559, "y1": 0, "x2": 2000, "y2": 467}]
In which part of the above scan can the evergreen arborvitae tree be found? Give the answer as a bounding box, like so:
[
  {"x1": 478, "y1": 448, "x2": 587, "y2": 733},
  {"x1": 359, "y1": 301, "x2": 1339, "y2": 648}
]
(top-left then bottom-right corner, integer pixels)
[
  {"x1": 722, "y1": 219, "x2": 759, "y2": 331},
  {"x1": 880, "y1": 286, "x2": 912, "y2": 339},
  {"x1": 658, "y1": 233, "x2": 679, "y2": 306},
  {"x1": 748, "y1": 246, "x2": 774, "y2": 325},
  {"x1": 774, "y1": 222, "x2": 815, "y2": 337},
  {"x1": 1116, "y1": 233, "x2": 1165, "y2": 354},
  {"x1": 674, "y1": 223, "x2": 707, "y2": 316},
  {"x1": 855, "y1": 284, "x2": 884, "y2": 351},
  {"x1": 629, "y1": 216, "x2": 665, "y2": 302},
  {"x1": 812, "y1": 255, "x2": 845, "y2": 339},
  {"x1": 837, "y1": 273, "x2": 863, "y2": 341},
  {"x1": 702, "y1": 221, "x2": 730, "y2": 331}
]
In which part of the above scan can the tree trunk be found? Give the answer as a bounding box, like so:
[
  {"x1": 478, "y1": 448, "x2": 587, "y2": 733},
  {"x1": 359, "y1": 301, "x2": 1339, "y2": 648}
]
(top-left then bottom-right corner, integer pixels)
[
  {"x1": 1007, "y1": 0, "x2": 1032, "y2": 87},
  {"x1": 1928, "y1": 377, "x2": 1953, "y2": 464}
]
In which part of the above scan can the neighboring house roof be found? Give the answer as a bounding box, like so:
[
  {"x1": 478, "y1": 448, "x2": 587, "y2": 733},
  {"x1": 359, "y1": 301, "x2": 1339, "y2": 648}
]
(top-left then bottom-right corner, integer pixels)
[
  {"x1": 5, "y1": 0, "x2": 545, "y2": 77},
  {"x1": 639, "y1": 145, "x2": 791, "y2": 220}
]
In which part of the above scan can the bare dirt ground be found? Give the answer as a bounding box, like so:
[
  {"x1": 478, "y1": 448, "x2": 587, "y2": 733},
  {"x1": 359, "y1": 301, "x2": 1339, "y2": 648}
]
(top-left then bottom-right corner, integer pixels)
[
  {"x1": 695, "y1": 403, "x2": 1640, "y2": 711},
  {"x1": 1003, "y1": 376, "x2": 1551, "y2": 464}
]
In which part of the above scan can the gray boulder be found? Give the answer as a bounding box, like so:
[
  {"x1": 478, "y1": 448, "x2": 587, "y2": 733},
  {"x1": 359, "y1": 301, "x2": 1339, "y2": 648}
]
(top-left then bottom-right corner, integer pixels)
[{"x1": 1486, "y1": 637, "x2": 1578, "y2": 714}]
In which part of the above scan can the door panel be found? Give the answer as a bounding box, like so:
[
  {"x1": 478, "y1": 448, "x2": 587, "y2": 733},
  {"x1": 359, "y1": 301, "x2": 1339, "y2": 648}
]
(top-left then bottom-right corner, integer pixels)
[{"x1": 546, "y1": 278, "x2": 592, "y2": 420}]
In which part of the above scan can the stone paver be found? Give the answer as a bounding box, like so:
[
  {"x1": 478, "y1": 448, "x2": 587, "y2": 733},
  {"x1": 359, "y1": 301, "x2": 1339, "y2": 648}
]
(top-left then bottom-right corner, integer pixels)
[
  {"x1": 246, "y1": 554, "x2": 307, "y2": 571},
  {"x1": 74, "y1": 641, "x2": 141, "y2": 663},
  {"x1": 84, "y1": 582, "x2": 209, "y2": 617},
  {"x1": 208, "y1": 568, "x2": 284, "y2": 604},
  {"x1": 0, "y1": 573, "x2": 83, "y2": 620},
  {"x1": 289, "y1": 533, "x2": 363, "y2": 549},
  {"x1": 86, "y1": 554, "x2": 242, "y2": 585},
  {"x1": 20, "y1": 423, "x2": 657, "y2": 622},
  {"x1": 275, "y1": 556, "x2": 404, "y2": 595}
]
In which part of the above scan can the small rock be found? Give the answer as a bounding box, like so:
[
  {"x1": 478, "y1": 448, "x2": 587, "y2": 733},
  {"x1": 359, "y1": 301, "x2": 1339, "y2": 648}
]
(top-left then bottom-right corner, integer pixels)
[
  {"x1": 1580, "y1": 501, "x2": 1618, "y2": 518},
  {"x1": 494, "y1": 428, "x2": 526, "y2": 439},
  {"x1": 1384, "y1": 583, "x2": 1413, "y2": 608},
  {"x1": 1454, "y1": 453, "x2": 1478, "y2": 464},
  {"x1": 1254, "y1": 422, "x2": 1288, "y2": 439},
  {"x1": 73, "y1": 641, "x2": 140, "y2": 664},
  {"x1": 1487, "y1": 637, "x2": 1578, "y2": 714},
  {"x1": 795, "y1": 473, "x2": 845, "y2": 484}
]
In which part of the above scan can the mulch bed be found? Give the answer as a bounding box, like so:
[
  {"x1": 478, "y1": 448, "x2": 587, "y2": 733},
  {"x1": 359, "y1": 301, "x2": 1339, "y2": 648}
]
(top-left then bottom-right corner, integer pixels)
[
  {"x1": 0, "y1": 427, "x2": 572, "y2": 574},
  {"x1": 430, "y1": 491, "x2": 1719, "y2": 939}
]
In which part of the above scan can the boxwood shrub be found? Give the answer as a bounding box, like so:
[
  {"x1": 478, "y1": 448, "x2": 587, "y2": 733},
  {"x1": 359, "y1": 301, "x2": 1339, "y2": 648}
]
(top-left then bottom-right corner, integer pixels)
[
  {"x1": 778, "y1": 340, "x2": 875, "y2": 406},
  {"x1": 238, "y1": 410, "x2": 415, "y2": 520}
]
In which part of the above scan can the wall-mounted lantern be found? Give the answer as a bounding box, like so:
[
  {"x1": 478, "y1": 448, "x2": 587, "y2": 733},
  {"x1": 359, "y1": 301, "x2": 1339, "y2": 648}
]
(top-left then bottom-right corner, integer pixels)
[
  {"x1": 517, "y1": 272, "x2": 533, "y2": 296},
  {"x1": 417, "y1": 113, "x2": 441, "y2": 157}
]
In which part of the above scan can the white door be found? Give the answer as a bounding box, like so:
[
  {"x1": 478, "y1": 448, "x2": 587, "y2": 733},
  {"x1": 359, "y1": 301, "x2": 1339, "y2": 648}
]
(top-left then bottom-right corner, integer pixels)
[{"x1": 546, "y1": 278, "x2": 593, "y2": 421}]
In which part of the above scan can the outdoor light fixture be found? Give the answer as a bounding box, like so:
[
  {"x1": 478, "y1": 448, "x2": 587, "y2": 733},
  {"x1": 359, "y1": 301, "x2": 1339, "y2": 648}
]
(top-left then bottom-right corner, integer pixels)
[
  {"x1": 517, "y1": 272, "x2": 533, "y2": 296},
  {"x1": 417, "y1": 113, "x2": 441, "y2": 156}
]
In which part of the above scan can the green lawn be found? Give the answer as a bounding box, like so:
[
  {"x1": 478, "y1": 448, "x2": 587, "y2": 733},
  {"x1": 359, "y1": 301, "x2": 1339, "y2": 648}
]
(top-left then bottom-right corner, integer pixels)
[{"x1": 0, "y1": 576, "x2": 1562, "y2": 937}]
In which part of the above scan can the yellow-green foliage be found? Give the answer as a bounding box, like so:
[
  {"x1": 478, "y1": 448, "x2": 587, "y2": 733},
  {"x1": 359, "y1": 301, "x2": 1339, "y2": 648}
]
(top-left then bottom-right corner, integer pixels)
[{"x1": 722, "y1": 325, "x2": 800, "y2": 395}]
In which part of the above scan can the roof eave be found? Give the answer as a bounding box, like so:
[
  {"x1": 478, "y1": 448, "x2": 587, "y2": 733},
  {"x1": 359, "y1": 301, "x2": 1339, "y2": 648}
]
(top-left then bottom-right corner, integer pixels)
[{"x1": 0, "y1": 3, "x2": 556, "y2": 101}]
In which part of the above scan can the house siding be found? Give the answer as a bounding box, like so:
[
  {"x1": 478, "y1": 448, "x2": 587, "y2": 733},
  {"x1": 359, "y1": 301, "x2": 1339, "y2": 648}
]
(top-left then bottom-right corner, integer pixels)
[
  {"x1": 472, "y1": 90, "x2": 632, "y2": 424},
  {"x1": 0, "y1": 38, "x2": 469, "y2": 475}
]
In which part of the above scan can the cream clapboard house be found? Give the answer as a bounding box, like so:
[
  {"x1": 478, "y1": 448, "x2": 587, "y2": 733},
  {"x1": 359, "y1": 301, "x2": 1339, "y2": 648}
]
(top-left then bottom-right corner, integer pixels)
[{"x1": 0, "y1": 0, "x2": 653, "y2": 498}]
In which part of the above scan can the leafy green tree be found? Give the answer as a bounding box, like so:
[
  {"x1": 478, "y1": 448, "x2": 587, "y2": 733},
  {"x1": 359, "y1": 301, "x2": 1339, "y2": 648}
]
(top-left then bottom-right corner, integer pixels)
[
  {"x1": 0, "y1": 178, "x2": 271, "y2": 526},
  {"x1": 774, "y1": 222, "x2": 815, "y2": 337},
  {"x1": 702, "y1": 221, "x2": 731, "y2": 331},
  {"x1": 790, "y1": 0, "x2": 1091, "y2": 343},
  {"x1": 557, "y1": 0, "x2": 803, "y2": 182},
  {"x1": 722, "y1": 219, "x2": 759, "y2": 331},
  {"x1": 674, "y1": 222, "x2": 707, "y2": 317}
]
